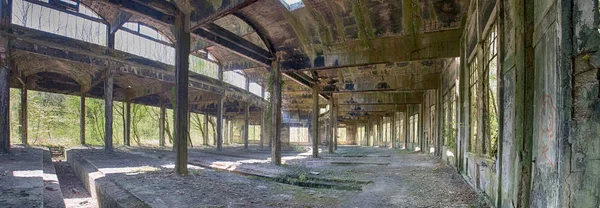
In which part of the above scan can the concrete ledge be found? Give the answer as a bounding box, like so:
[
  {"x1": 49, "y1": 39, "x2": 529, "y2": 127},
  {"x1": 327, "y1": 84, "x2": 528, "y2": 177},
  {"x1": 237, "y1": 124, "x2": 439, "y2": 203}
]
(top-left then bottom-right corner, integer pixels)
[
  {"x1": 0, "y1": 147, "x2": 44, "y2": 208},
  {"x1": 66, "y1": 149, "x2": 150, "y2": 208},
  {"x1": 42, "y1": 149, "x2": 66, "y2": 208}
]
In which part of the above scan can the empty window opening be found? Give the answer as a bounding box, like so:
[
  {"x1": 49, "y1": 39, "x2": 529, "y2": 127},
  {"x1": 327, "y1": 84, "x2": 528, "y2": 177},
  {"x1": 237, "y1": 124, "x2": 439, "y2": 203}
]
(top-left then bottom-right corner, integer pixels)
[{"x1": 279, "y1": 0, "x2": 304, "y2": 11}]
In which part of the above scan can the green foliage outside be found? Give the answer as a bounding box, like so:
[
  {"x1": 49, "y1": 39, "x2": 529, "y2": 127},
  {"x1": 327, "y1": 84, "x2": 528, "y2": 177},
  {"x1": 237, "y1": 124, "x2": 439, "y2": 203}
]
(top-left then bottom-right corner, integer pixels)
[{"x1": 8, "y1": 89, "x2": 215, "y2": 148}]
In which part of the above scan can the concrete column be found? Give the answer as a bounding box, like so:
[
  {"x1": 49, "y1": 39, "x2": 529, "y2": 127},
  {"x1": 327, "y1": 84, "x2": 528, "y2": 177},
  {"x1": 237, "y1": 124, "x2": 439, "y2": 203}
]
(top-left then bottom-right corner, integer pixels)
[
  {"x1": 260, "y1": 108, "x2": 265, "y2": 149},
  {"x1": 311, "y1": 85, "x2": 320, "y2": 158},
  {"x1": 217, "y1": 65, "x2": 224, "y2": 151},
  {"x1": 271, "y1": 60, "x2": 282, "y2": 165},
  {"x1": 216, "y1": 96, "x2": 224, "y2": 151},
  {"x1": 159, "y1": 99, "x2": 165, "y2": 147},
  {"x1": 229, "y1": 119, "x2": 233, "y2": 145},
  {"x1": 0, "y1": 65, "x2": 9, "y2": 153},
  {"x1": 419, "y1": 104, "x2": 425, "y2": 152},
  {"x1": 333, "y1": 106, "x2": 338, "y2": 150},
  {"x1": 391, "y1": 113, "x2": 397, "y2": 149},
  {"x1": 404, "y1": 110, "x2": 409, "y2": 150},
  {"x1": 203, "y1": 113, "x2": 209, "y2": 145},
  {"x1": 378, "y1": 117, "x2": 383, "y2": 147},
  {"x1": 20, "y1": 87, "x2": 27, "y2": 145},
  {"x1": 124, "y1": 101, "x2": 131, "y2": 146},
  {"x1": 80, "y1": 93, "x2": 86, "y2": 145},
  {"x1": 174, "y1": 11, "x2": 190, "y2": 175},
  {"x1": 436, "y1": 88, "x2": 443, "y2": 157},
  {"x1": 104, "y1": 70, "x2": 114, "y2": 152},
  {"x1": 244, "y1": 104, "x2": 249, "y2": 149},
  {"x1": 328, "y1": 99, "x2": 334, "y2": 153}
]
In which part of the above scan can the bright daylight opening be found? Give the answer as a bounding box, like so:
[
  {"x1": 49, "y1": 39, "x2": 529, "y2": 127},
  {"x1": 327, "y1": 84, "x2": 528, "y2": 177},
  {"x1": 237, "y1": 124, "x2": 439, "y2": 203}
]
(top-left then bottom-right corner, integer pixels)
[{"x1": 280, "y1": 0, "x2": 304, "y2": 11}]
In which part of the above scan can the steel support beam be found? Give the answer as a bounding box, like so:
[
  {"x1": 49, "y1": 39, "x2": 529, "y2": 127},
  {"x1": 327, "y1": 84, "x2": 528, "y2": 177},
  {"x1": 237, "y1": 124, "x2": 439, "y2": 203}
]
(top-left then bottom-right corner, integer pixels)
[
  {"x1": 216, "y1": 95, "x2": 224, "y2": 151},
  {"x1": 193, "y1": 27, "x2": 271, "y2": 67},
  {"x1": 328, "y1": 99, "x2": 334, "y2": 153}
]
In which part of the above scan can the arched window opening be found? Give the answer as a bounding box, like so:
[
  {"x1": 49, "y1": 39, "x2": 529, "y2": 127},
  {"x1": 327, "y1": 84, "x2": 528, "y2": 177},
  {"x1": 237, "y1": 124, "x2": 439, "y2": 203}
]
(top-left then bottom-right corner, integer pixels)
[
  {"x1": 115, "y1": 22, "x2": 174, "y2": 65},
  {"x1": 12, "y1": 0, "x2": 107, "y2": 46}
]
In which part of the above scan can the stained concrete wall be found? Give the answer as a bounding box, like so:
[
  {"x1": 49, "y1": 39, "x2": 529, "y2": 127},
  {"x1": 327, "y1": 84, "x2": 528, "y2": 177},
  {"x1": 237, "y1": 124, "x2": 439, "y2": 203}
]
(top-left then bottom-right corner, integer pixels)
[{"x1": 453, "y1": 0, "x2": 600, "y2": 207}]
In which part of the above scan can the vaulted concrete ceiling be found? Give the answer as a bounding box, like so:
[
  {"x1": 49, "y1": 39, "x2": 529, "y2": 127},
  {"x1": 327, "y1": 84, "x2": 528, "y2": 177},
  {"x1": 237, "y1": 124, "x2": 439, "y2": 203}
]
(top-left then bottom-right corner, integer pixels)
[{"x1": 78, "y1": 0, "x2": 466, "y2": 120}]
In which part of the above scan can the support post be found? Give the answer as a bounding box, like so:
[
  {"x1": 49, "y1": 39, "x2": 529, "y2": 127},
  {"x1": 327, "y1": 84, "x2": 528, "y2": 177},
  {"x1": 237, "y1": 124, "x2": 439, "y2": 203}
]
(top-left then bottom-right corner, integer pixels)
[
  {"x1": 124, "y1": 101, "x2": 131, "y2": 146},
  {"x1": 404, "y1": 110, "x2": 409, "y2": 150},
  {"x1": 311, "y1": 85, "x2": 320, "y2": 158},
  {"x1": 216, "y1": 65, "x2": 224, "y2": 151},
  {"x1": 260, "y1": 108, "x2": 265, "y2": 149},
  {"x1": 0, "y1": 61, "x2": 9, "y2": 153},
  {"x1": 392, "y1": 113, "x2": 397, "y2": 149},
  {"x1": 419, "y1": 104, "x2": 425, "y2": 152},
  {"x1": 244, "y1": 104, "x2": 249, "y2": 149},
  {"x1": 159, "y1": 99, "x2": 165, "y2": 147},
  {"x1": 216, "y1": 96, "x2": 224, "y2": 151},
  {"x1": 328, "y1": 99, "x2": 334, "y2": 153},
  {"x1": 20, "y1": 86, "x2": 27, "y2": 145},
  {"x1": 333, "y1": 106, "x2": 338, "y2": 150},
  {"x1": 104, "y1": 70, "x2": 114, "y2": 152},
  {"x1": 271, "y1": 59, "x2": 282, "y2": 165},
  {"x1": 203, "y1": 114, "x2": 209, "y2": 145},
  {"x1": 378, "y1": 117, "x2": 383, "y2": 147},
  {"x1": 174, "y1": 11, "x2": 190, "y2": 175},
  {"x1": 80, "y1": 93, "x2": 86, "y2": 145}
]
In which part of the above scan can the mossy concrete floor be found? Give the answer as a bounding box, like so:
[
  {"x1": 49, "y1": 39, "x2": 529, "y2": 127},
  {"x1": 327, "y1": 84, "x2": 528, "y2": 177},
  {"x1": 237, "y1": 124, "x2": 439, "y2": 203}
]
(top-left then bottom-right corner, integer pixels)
[{"x1": 68, "y1": 145, "x2": 488, "y2": 207}]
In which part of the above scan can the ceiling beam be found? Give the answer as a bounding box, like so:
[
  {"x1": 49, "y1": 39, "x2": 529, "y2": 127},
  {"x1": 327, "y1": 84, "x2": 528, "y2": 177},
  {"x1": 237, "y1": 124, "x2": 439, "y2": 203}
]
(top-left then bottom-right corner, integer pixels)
[
  {"x1": 188, "y1": 0, "x2": 260, "y2": 30},
  {"x1": 100, "y1": 0, "x2": 177, "y2": 25},
  {"x1": 193, "y1": 27, "x2": 272, "y2": 67}
]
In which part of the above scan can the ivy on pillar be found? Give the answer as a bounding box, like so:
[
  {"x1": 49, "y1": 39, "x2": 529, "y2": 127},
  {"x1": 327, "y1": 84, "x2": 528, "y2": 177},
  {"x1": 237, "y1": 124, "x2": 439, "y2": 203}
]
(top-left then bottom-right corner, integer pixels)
[
  {"x1": 173, "y1": 11, "x2": 191, "y2": 175},
  {"x1": 271, "y1": 57, "x2": 282, "y2": 165},
  {"x1": 104, "y1": 69, "x2": 114, "y2": 153}
]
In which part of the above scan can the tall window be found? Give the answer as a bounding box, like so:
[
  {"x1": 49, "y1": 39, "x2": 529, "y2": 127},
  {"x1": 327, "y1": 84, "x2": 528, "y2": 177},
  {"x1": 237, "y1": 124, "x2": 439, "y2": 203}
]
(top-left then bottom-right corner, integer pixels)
[
  {"x1": 290, "y1": 127, "x2": 309, "y2": 143},
  {"x1": 469, "y1": 58, "x2": 478, "y2": 153},
  {"x1": 485, "y1": 23, "x2": 499, "y2": 157},
  {"x1": 12, "y1": 0, "x2": 107, "y2": 46}
]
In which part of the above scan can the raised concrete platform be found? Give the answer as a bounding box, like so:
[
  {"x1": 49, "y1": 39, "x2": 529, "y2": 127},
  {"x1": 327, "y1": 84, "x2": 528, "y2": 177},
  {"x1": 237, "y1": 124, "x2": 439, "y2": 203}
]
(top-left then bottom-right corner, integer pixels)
[
  {"x1": 67, "y1": 146, "x2": 485, "y2": 207},
  {"x1": 0, "y1": 146, "x2": 65, "y2": 208}
]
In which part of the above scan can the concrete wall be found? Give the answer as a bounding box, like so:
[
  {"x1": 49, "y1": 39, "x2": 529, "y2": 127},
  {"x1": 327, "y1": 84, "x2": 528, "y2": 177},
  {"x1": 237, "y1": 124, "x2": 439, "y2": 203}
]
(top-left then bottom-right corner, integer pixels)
[{"x1": 451, "y1": 0, "x2": 600, "y2": 207}]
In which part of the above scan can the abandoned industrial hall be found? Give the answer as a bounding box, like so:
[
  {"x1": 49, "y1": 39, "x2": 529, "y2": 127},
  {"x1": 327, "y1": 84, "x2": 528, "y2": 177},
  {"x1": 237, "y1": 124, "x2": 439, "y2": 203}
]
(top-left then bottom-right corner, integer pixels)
[{"x1": 0, "y1": 0, "x2": 598, "y2": 207}]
